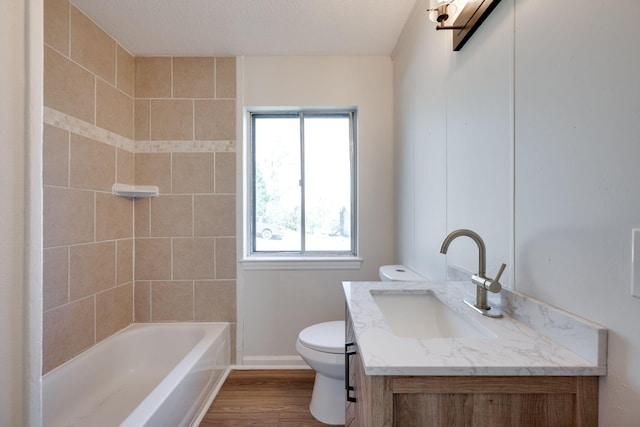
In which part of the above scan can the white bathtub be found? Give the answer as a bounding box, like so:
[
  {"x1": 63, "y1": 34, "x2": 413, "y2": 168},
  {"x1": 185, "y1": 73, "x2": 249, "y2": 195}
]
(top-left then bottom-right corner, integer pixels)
[{"x1": 43, "y1": 323, "x2": 230, "y2": 427}]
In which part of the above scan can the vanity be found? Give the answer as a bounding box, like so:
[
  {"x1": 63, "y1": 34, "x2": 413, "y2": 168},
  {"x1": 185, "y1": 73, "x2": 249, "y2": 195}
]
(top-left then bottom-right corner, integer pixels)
[{"x1": 343, "y1": 281, "x2": 607, "y2": 427}]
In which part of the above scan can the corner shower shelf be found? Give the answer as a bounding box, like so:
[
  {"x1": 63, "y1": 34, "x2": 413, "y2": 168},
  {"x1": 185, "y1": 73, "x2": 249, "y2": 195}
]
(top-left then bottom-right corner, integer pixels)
[{"x1": 112, "y1": 183, "x2": 159, "y2": 198}]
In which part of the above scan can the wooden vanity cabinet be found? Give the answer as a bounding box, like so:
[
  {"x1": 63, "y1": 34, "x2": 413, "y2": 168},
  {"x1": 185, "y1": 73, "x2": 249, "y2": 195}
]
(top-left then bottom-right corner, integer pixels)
[{"x1": 345, "y1": 314, "x2": 599, "y2": 427}]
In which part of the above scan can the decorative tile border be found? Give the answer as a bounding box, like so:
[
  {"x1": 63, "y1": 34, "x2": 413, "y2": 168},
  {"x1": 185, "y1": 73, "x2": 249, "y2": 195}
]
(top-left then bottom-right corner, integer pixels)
[
  {"x1": 134, "y1": 140, "x2": 236, "y2": 153},
  {"x1": 44, "y1": 107, "x2": 236, "y2": 153},
  {"x1": 44, "y1": 107, "x2": 135, "y2": 152}
]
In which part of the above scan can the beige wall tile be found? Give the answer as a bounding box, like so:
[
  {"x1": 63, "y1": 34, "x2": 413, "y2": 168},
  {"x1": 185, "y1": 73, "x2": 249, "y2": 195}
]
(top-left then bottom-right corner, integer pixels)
[
  {"x1": 151, "y1": 281, "x2": 194, "y2": 321},
  {"x1": 194, "y1": 100, "x2": 235, "y2": 140},
  {"x1": 117, "y1": 239, "x2": 133, "y2": 285},
  {"x1": 173, "y1": 57, "x2": 215, "y2": 99},
  {"x1": 134, "y1": 198, "x2": 150, "y2": 237},
  {"x1": 117, "y1": 45, "x2": 134, "y2": 97},
  {"x1": 43, "y1": 247, "x2": 68, "y2": 311},
  {"x1": 215, "y1": 152, "x2": 236, "y2": 194},
  {"x1": 135, "y1": 57, "x2": 171, "y2": 99},
  {"x1": 96, "y1": 283, "x2": 133, "y2": 342},
  {"x1": 134, "y1": 99, "x2": 151, "y2": 141},
  {"x1": 173, "y1": 238, "x2": 215, "y2": 280},
  {"x1": 134, "y1": 281, "x2": 151, "y2": 322},
  {"x1": 43, "y1": 297, "x2": 94, "y2": 374},
  {"x1": 216, "y1": 57, "x2": 236, "y2": 99},
  {"x1": 70, "y1": 6, "x2": 116, "y2": 84},
  {"x1": 69, "y1": 242, "x2": 116, "y2": 300},
  {"x1": 149, "y1": 195, "x2": 193, "y2": 237},
  {"x1": 43, "y1": 123, "x2": 69, "y2": 187},
  {"x1": 96, "y1": 79, "x2": 134, "y2": 139},
  {"x1": 135, "y1": 238, "x2": 172, "y2": 280},
  {"x1": 70, "y1": 133, "x2": 116, "y2": 192},
  {"x1": 44, "y1": 45, "x2": 95, "y2": 123},
  {"x1": 117, "y1": 148, "x2": 134, "y2": 185},
  {"x1": 215, "y1": 237, "x2": 236, "y2": 279},
  {"x1": 172, "y1": 152, "x2": 214, "y2": 194},
  {"x1": 134, "y1": 152, "x2": 171, "y2": 193},
  {"x1": 194, "y1": 280, "x2": 236, "y2": 322},
  {"x1": 150, "y1": 100, "x2": 194, "y2": 141},
  {"x1": 43, "y1": 186, "x2": 94, "y2": 247},
  {"x1": 194, "y1": 195, "x2": 235, "y2": 237},
  {"x1": 96, "y1": 192, "x2": 133, "y2": 241},
  {"x1": 44, "y1": 0, "x2": 69, "y2": 55}
]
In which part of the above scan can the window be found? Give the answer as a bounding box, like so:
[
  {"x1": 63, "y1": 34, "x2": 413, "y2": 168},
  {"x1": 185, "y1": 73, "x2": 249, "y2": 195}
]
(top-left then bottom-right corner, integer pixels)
[{"x1": 248, "y1": 110, "x2": 357, "y2": 258}]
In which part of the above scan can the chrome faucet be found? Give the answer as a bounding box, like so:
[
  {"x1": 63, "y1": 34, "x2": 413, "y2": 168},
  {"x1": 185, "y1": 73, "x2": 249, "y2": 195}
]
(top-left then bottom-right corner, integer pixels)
[{"x1": 440, "y1": 229, "x2": 505, "y2": 318}]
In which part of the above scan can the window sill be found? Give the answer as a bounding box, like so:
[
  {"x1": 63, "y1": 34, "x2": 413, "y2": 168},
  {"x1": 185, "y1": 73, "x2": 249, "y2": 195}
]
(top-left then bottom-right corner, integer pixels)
[{"x1": 240, "y1": 256, "x2": 363, "y2": 271}]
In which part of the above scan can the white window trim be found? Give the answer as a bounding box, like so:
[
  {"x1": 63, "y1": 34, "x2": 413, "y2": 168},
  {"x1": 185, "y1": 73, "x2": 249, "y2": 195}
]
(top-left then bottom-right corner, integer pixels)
[
  {"x1": 242, "y1": 107, "x2": 360, "y2": 270},
  {"x1": 239, "y1": 256, "x2": 363, "y2": 271}
]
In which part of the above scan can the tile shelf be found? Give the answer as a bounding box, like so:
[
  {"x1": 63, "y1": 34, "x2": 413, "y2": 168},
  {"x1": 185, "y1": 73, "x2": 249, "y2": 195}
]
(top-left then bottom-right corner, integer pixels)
[{"x1": 112, "y1": 183, "x2": 159, "y2": 198}]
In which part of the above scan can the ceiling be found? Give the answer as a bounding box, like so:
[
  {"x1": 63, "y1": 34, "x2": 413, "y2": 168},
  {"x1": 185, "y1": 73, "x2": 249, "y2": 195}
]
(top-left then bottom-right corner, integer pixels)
[{"x1": 70, "y1": 0, "x2": 418, "y2": 57}]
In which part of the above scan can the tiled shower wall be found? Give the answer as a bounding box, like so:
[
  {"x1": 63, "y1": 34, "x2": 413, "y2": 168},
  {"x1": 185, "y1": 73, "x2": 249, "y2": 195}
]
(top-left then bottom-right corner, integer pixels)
[
  {"x1": 131, "y1": 58, "x2": 237, "y2": 334},
  {"x1": 43, "y1": 0, "x2": 237, "y2": 373}
]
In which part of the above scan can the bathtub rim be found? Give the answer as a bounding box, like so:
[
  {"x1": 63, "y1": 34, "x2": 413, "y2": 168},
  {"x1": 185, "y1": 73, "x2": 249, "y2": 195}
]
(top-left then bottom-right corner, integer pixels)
[
  {"x1": 42, "y1": 322, "x2": 229, "y2": 379},
  {"x1": 121, "y1": 322, "x2": 230, "y2": 427},
  {"x1": 43, "y1": 322, "x2": 231, "y2": 427}
]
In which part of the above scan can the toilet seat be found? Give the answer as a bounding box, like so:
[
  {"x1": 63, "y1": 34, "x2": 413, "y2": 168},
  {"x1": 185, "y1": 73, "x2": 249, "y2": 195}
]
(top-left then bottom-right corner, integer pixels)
[{"x1": 298, "y1": 321, "x2": 344, "y2": 354}]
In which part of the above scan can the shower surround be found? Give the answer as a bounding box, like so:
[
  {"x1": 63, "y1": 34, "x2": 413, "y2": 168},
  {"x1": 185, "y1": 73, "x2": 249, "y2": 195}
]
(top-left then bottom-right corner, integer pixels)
[{"x1": 43, "y1": 0, "x2": 237, "y2": 374}]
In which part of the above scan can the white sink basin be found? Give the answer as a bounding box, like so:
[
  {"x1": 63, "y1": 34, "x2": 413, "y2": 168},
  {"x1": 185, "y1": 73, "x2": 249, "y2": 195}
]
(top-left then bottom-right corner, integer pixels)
[{"x1": 371, "y1": 291, "x2": 496, "y2": 339}]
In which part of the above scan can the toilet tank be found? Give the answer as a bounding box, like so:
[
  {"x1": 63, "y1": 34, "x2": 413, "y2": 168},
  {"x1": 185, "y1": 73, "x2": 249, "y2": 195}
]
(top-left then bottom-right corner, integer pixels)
[{"x1": 378, "y1": 265, "x2": 424, "y2": 281}]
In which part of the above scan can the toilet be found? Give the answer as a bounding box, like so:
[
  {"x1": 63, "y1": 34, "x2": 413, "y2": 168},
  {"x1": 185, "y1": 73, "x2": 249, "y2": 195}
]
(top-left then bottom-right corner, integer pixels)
[{"x1": 296, "y1": 265, "x2": 424, "y2": 425}]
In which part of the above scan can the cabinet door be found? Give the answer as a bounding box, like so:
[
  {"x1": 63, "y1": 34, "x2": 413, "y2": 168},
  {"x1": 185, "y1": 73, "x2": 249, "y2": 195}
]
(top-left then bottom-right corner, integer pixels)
[
  {"x1": 346, "y1": 313, "x2": 379, "y2": 427},
  {"x1": 351, "y1": 347, "x2": 372, "y2": 427}
]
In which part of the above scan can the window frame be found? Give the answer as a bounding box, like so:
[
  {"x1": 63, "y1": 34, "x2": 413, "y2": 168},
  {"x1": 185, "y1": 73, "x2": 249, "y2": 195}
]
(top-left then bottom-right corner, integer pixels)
[{"x1": 243, "y1": 108, "x2": 360, "y2": 268}]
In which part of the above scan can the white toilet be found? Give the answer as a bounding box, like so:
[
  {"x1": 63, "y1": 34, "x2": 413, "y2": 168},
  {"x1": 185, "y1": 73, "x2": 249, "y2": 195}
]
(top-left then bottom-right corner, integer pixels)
[{"x1": 296, "y1": 265, "x2": 424, "y2": 425}]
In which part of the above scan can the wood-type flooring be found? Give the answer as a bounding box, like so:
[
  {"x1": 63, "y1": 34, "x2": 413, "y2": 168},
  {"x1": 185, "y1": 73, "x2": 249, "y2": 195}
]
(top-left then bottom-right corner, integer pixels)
[{"x1": 200, "y1": 369, "x2": 343, "y2": 426}]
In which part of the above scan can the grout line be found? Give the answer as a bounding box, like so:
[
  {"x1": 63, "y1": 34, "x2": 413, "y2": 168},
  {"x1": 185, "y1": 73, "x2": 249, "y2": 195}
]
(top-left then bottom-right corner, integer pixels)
[
  {"x1": 67, "y1": 129, "x2": 71, "y2": 187},
  {"x1": 147, "y1": 99, "x2": 151, "y2": 141},
  {"x1": 93, "y1": 295, "x2": 97, "y2": 344},
  {"x1": 213, "y1": 237, "x2": 217, "y2": 280},
  {"x1": 147, "y1": 196, "x2": 152, "y2": 237},
  {"x1": 93, "y1": 192, "x2": 96, "y2": 242},
  {"x1": 213, "y1": 152, "x2": 217, "y2": 194},
  {"x1": 114, "y1": 44, "x2": 118, "y2": 91},
  {"x1": 67, "y1": 2, "x2": 71, "y2": 57},
  {"x1": 93, "y1": 75, "x2": 97, "y2": 125},
  {"x1": 67, "y1": 246, "x2": 71, "y2": 303}
]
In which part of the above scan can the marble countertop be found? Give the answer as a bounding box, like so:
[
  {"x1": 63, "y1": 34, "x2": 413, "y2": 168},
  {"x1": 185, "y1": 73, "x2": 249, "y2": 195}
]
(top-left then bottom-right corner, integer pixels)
[{"x1": 343, "y1": 280, "x2": 607, "y2": 376}]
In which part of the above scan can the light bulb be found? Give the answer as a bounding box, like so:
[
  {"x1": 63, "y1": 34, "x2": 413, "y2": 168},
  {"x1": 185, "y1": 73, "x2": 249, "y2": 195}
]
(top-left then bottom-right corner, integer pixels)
[{"x1": 428, "y1": 0, "x2": 457, "y2": 24}]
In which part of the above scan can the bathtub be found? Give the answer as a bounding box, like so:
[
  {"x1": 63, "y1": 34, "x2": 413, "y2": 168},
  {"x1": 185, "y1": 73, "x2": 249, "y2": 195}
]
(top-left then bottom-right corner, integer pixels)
[{"x1": 43, "y1": 323, "x2": 230, "y2": 427}]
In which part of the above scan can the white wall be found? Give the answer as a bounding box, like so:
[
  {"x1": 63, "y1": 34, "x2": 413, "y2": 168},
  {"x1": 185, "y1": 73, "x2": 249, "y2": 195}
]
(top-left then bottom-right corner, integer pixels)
[
  {"x1": 0, "y1": 0, "x2": 43, "y2": 425},
  {"x1": 394, "y1": 0, "x2": 640, "y2": 423},
  {"x1": 394, "y1": 0, "x2": 514, "y2": 282},
  {"x1": 238, "y1": 56, "x2": 395, "y2": 363}
]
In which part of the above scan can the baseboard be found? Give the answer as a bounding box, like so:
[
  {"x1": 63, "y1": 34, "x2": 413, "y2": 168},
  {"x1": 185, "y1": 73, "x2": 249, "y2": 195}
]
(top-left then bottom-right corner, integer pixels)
[{"x1": 240, "y1": 355, "x2": 310, "y2": 369}]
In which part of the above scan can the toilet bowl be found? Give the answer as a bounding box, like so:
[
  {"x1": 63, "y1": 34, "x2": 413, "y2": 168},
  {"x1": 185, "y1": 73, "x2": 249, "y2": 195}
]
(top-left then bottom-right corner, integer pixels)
[
  {"x1": 296, "y1": 265, "x2": 423, "y2": 424},
  {"x1": 296, "y1": 321, "x2": 345, "y2": 425}
]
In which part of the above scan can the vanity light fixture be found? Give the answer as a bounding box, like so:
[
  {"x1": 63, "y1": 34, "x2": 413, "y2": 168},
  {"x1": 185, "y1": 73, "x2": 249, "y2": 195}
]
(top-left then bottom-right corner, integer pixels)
[
  {"x1": 428, "y1": 0, "x2": 464, "y2": 31},
  {"x1": 427, "y1": 0, "x2": 504, "y2": 51}
]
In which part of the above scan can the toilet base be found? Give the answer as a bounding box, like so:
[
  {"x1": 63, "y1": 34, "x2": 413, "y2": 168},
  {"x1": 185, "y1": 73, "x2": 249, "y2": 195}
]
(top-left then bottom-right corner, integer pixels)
[{"x1": 309, "y1": 372, "x2": 345, "y2": 425}]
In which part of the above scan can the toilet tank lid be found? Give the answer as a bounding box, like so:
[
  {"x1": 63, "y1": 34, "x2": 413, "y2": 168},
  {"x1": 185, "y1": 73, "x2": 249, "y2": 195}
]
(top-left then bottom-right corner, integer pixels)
[
  {"x1": 379, "y1": 265, "x2": 424, "y2": 281},
  {"x1": 298, "y1": 321, "x2": 345, "y2": 354}
]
